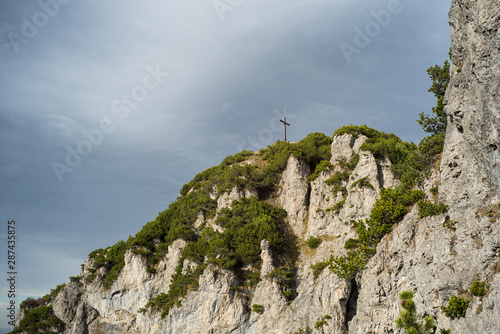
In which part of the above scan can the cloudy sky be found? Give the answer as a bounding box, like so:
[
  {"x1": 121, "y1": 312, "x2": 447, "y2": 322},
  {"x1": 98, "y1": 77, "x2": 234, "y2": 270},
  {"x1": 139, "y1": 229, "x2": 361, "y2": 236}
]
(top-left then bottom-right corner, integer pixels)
[{"x1": 0, "y1": 0, "x2": 451, "y2": 331}]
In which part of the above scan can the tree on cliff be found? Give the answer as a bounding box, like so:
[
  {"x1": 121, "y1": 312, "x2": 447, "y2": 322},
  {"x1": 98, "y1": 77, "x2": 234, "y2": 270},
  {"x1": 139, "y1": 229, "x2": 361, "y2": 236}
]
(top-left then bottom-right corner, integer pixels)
[
  {"x1": 418, "y1": 59, "x2": 450, "y2": 135},
  {"x1": 417, "y1": 56, "x2": 450, "y2": 155},
  {"x1": 396, "y1": 291, "x2": 435, "y2": 334}
]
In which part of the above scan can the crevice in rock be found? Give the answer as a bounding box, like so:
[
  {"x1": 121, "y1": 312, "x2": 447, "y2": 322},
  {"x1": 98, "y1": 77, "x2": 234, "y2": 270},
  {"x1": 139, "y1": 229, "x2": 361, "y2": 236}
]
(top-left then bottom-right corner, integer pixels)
[
  {"x1": 376, "y1": 161, "x2": 385, "y2": 189},
  {"x1": 345, "y1": 280, "x2": 359, "y2": 327},
  {"x1": 305, "y1": 182, "x2": 311, "y2": 209}
]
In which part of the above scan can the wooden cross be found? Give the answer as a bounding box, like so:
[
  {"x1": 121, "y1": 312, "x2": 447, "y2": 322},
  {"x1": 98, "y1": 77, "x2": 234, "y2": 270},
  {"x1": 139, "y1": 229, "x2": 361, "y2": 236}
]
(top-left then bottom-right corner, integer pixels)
[{"x1": 280, "y1": 117, "x2": 290, "y2": 142}]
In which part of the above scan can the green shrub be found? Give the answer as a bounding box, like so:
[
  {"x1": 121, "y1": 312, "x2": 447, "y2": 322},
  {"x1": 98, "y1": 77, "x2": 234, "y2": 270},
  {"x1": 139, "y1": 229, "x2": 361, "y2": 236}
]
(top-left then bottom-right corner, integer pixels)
[
  {"x1": 292, "y1": 326, "x2": 313, "y2": 334},
  {"x1": 419, "y1": 59, "x2": 449, "y2": 136},
  {"x1": 418, "y1": 200, "x2": 448, "y2": 218},
  {"x1": 308, "y1": 160, "x2": 333, "y2": 181},
  {"x1": 337, "y1": 154, "x2": 360, "y2": 171},
  {"x1": 440, "y1": 296, "x2": 470, "y2": 319},
  {"x1": 307, "y1": 236, "x2": 322, "y2": 249},
  {"x1": 442, "y1": 218, "x2": 458, "y2": 229},
  {"x1": 19, "y1": 298, "x2": 46, "y2": 311},
  {"x1": 214, "y1": 197, "x2": 288, "y2": 267},
  {"x1": 146, "y1": 197, "x2": 291, "y2": 317},
  {"x1": 430, "y1": 186, "x2": 438, "y2": 196},
  {"x1": 418, "y1": 132, "x2": 445, "y2": 159},
  {"x1": 333, "y1": 125, "x2": 381, "y2": 139},
  {"x1": 311, "y1": 261, "x2": 329, "y2": 278},
  {"x1": 87, "y1": 239, "x2": 132, "y2": 290},
  {"x1": 332, "y1": 199, "x2": 346, "y2": 214},
  {"x1": 241, "y1": 270, "x2": 261, "y2": 288},
  {"x1": 470, "y1": 281, "x2": 487, "y2": 297},
  {"x1": 147, "y1": 267, "x2": 157, "y2": 274},
  {"x1": 440, "y1": 329, "x2": 451, "y2": 334},
  {"x1": 344, "y1": 238, "x2": 359, "y2": 249},
  {"x1": 268, "y1": 262, "x2": 294, "y2": 286},
  {"x1": 9, "y1": 305, "x2": 64, "y2": 334},
  {"x1": 84, "y1": 274, "x2": 96, "y2": 284},
  {"x1": 42, "y1": 284, "x2": 66, "y2": 303},
  {"x1": 330, "y1": 250, "x2": 371, "y2": 279},
  {"x1": 147, "y1": 260, "x2": 208, "y2": 318},
  {"x1": 330, "y1": 188, "x2": 424, "y2": 279},
  {"x1": 334, "y1": 125, "x2": 435, "y2": 190},
  {"x1": 252, "y1": 304, "x2": 264, "y2": 313},
  {"x1": 395, "y1": 291, "x2": 435, "y2": 334},
  {"x1": 325, "y1": 171, "x2": 349, "y2": 194},
  {"x1": 314, "y1": 320, "x2": 327, "y2": 329},
  {"x1": 257, "y1": 133, "x2": 332, "y2": 187},
  {"x1": 351, "y1": 176, "x2": 374, "y2": 190}
]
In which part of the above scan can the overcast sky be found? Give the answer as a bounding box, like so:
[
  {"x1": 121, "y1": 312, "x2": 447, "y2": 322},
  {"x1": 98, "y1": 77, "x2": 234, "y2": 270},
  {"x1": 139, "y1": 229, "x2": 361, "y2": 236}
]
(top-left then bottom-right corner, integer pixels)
[{"x1": 0, "y1": 0, "x2": 451, "y2": 331}]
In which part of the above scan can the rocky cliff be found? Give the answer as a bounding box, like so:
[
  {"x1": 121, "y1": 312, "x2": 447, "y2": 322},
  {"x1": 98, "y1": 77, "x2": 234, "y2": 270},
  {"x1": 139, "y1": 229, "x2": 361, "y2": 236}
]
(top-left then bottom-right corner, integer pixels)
[
  {"x1": 11, "y1": 0, "x2": 500, "y2": 333},
  {"x1": 350, "y1": 0, "x2": 500, "y2": 333},
  {"x1": 441, "y1": 0, "x2": 500, "y2": 209}
]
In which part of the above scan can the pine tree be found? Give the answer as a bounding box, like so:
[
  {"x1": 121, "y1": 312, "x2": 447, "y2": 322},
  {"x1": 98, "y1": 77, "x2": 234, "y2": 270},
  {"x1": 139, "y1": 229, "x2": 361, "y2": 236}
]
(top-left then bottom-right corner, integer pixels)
[
  {"x1": 417, "y1": 51, "x2": 451, "y2": 157},
  {"x1": 417, "y1": 59, "x2": 450, "y2": 135},
  {"x1": 395, "y1": 291, "x2": 435, "y2": 334}
]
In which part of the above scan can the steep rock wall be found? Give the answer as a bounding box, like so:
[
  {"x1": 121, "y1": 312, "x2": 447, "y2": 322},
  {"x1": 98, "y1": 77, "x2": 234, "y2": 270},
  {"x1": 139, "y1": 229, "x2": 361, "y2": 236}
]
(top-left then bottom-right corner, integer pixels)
[
  {"x1": 349, "y1": 0, "x2": 500, "y2": 333},
  {"x1": 441, "y1": 0, "x2": 500, "y2": 209}
]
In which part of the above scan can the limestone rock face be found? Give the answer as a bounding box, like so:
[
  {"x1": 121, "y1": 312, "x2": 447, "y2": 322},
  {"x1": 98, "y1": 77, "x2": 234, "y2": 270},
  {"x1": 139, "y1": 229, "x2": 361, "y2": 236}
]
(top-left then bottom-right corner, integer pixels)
[
  {"x1": 85, "y1": 239, "x2": 186, "y2": 319},
  {"x1": 440, "y1": 0, "x2": 500, "y2": 209},
  {"x1": 349, "y1": 204, "x2": 500, "y2": 334},
  {"x1": 217, "y1": 186, "x2": 257, "y2": 212},
  {"x1": 277, "y1": 155, "x2": 310, "y2": 237},
  {"x1": 348, "y1": 0, "x2": 500, "y2": 332}
]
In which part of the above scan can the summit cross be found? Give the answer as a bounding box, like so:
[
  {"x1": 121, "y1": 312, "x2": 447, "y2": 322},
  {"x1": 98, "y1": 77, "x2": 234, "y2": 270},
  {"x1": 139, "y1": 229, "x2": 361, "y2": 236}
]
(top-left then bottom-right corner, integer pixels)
[{"x1": 280, "y1": 117, "x2": 290, "y2": 142}]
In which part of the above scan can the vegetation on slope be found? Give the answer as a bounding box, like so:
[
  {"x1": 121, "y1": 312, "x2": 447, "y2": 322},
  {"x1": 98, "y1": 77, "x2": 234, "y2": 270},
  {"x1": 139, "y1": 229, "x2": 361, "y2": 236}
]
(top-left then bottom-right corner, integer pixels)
[
  {"x1": 326, "y1": 55, "x2": 450, "y2": 280},
  {"x1": 10, "y1": 305, "x2": 64, "y2": 334},
  {"x1": 82, "y1": 133, "x2": 332, "y2": 290}
]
